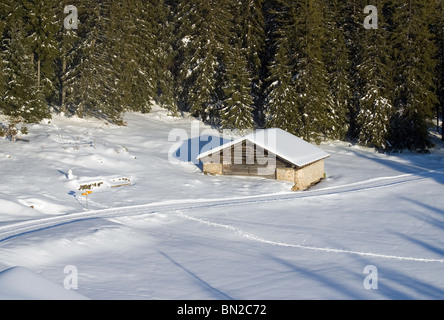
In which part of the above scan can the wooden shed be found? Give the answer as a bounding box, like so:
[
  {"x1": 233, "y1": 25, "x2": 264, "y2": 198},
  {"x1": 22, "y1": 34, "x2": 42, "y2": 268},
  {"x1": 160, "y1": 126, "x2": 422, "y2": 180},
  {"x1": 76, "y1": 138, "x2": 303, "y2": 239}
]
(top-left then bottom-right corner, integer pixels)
[{"x1": 196, "y1": 128, "x2": 330, "y2": 191}]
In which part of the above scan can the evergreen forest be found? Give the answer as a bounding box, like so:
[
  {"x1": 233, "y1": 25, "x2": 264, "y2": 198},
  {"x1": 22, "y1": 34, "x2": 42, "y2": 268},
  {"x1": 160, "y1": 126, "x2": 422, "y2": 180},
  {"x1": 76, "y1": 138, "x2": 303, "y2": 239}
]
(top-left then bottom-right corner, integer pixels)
[{"x1": 0, "y1": 0, "x2": 443, "y2": 151}]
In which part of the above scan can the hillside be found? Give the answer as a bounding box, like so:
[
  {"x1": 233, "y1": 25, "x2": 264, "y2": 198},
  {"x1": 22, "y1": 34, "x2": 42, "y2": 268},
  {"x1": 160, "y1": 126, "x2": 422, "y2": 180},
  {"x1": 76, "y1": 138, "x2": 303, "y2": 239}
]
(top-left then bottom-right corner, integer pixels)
[{"x1": 0, "y1": 108, "x2": 443, "y2": 299}]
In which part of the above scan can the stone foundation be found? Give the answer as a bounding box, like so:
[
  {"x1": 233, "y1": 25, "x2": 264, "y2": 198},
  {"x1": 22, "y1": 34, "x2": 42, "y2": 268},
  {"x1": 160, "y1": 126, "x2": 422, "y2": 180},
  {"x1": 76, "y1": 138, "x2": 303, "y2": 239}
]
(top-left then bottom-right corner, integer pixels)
[
  {"x1": 276, "y1": 160, "x2": 325, "y2": 191},
  {"x1": 203, "y1": 159, "x2": 325, "y2": 191},
  {"x1": 276, "y1": 167, "x2": 296, "y2": 182},
  {"x1": 292, "y1": 160, "x2": 325, "y2": 191},
  {"x1": 203, "y1": 163, "x2": 223, "y2": 175}
]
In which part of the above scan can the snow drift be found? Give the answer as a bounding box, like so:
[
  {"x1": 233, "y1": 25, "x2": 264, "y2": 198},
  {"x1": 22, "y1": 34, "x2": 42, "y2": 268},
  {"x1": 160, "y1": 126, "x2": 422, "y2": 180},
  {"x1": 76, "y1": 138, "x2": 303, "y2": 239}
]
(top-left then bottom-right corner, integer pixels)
[{"x1": 0, "y1": 266, "x2": 88, "y2": 300}]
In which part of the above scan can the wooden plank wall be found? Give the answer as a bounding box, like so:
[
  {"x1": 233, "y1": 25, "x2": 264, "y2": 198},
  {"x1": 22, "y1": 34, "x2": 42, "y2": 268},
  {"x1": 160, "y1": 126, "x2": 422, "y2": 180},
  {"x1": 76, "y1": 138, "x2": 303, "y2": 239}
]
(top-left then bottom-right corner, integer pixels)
[{"x1": 207, "y1": 141, "x2": 293, "y2": 179}]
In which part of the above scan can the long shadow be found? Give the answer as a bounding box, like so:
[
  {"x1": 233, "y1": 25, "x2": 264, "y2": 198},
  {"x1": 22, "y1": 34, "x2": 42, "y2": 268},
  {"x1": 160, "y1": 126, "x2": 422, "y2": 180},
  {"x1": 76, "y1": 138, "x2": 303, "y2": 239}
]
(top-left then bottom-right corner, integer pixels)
[
  {"x1": 345, "y1": 147, "x2": 444, "y2": 186},
  {"x1": 158, "y1": 250, "x2": 233, "y2": 300},
  {"x1": 351, "y1": 254, "x2": 415, "y2": 300},
  {"x1": 58, "y1": 170, "x2": 69, "y2": 179},
  {"x1": 388, "y1": 197, "x2": 444, "y2": 258},
  {"x1": 355, "y1": 253, "x2": 444, "y2": 299},
  {"x1": 398, "y1": 196, "x2": 444, "y2": 230},
  {"x1": 393, "y1": 232, "x2": 444, "y2": 257},
  {"x1": 263, "y1": 253, "x2": 369, "y2": 300},
  {"x1": 378, "y1": 264, "x2": 444, "y2": 299},
  {"x1": 172, "y1": 135, "x2": 231, "y2": 170},
  {"x1": 68, "y1": 190, "x2": 86, "y2": 209},
  {"x1": 265, "y1": 239, "x2": 444, "y2": 299},
  {"x1": 334, "y1": 246, "x2": 444, "y2": 299}
]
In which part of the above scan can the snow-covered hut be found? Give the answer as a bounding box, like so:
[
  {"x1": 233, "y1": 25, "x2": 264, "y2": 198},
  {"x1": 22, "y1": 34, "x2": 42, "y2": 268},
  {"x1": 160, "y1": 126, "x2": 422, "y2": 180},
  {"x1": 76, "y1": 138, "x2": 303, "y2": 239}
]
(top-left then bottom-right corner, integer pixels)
[{"x1": 197, "y1": 128, "x2": 330, "y2": 191}]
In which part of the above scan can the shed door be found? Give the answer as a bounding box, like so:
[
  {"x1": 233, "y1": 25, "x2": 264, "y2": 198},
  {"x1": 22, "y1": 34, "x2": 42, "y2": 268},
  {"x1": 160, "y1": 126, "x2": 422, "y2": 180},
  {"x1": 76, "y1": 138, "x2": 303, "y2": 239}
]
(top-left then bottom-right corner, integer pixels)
[{"x1": 221, "y1": 142, "x2": 276, "y2": 179}]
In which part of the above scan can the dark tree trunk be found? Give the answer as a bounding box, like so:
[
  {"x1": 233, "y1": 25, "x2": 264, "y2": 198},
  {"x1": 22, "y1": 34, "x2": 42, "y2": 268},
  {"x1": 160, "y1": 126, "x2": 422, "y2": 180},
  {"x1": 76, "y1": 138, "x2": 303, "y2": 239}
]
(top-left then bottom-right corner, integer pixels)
[{"x1": 442, "y1": 102, "x2": 444, "y2": 141}]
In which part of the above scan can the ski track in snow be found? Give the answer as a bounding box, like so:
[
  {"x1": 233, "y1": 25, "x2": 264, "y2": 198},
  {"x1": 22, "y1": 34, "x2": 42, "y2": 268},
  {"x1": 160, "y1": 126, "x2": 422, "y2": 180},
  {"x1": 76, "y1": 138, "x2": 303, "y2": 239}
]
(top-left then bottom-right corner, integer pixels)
[
  {"x1": 1, "y1": 168, "x2": 444, "y2": 263},
  {"x1": 174, "y1": 211, "x2": 444, "y2": 263}
]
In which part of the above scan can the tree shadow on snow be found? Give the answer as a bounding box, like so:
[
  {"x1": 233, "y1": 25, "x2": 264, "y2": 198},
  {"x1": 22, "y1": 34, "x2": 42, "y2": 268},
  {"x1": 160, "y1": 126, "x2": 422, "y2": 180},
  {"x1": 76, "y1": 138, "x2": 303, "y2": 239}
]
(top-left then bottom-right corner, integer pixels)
[
  {"x1": 157, "y1": 250, "x2": 233, "y2": 300},
  {"x1": 353, "y1": 253, "x2": 444, "y2": 299},
  {"x1": 264, "y1": 244, "x2": 444, "y2": 299},
  {"x1": 343, "y1": 147, "x2": 444, "y2": 186},
  {"x1": 397, "y1": 196, "x2": 444, "y2": 230}
]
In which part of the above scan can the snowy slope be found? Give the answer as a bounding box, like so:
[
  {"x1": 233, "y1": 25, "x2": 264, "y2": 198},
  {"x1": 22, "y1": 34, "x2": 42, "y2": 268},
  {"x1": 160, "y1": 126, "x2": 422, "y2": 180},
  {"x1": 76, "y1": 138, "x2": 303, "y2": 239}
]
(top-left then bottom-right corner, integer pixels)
[
  {"x1": 0, "y1": 267, "x2": 88, "y2": 300},
  {"x1": 0, "y1": 107, "x2": 444, "y2": 300}
]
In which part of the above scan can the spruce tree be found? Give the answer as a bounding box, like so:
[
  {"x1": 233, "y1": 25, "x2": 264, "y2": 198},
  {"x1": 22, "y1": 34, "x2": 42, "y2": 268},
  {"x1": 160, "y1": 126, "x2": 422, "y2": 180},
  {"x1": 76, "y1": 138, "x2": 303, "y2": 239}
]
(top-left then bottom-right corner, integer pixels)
[
  {"x1": 63, "y1": 0, "x2": 175, "y2": 122},
  {"x1": 390, "y1": 0, "x2": 438, "y2": 150},
  {"x1": 151, "y1": 0, "x2": 179, "y2": 115},
  {"x1": 0, "y1": 2, "x2": 7, "y2": 104},
  {"x1": 323, "y1": 0, "x2": 353, "y2": 141},
  {"x1": 22, "y1": 0, "x2": 59, "y2": 102},
  {"x1": 0, "y1": 1, "x2": 7, "y2": 41},
  {"x1": 71, "y1": 0, "x2": 123, "y2": 122},
  {"x1": 220, "y1": 45, "x2": 255, "y2": 130},
  {"x1": 106, "y1": 0, "x2": 150, "y2": 115},
  {"x1": 265, "y1": 0, "x2": 333, "y2": 142},
  {"x1": 260, "y1": 0, "x2": 281, "y2": 126},
  {"x1": 356, "y1": 0, "x2": 394, "y2": 150},
  {"x1": 0, "y1": 19, "x2": 50, "y2": 123},
  {"x1": 342, "y1": 0, "x2": 368, "y2": 141},
  {"x1": 108, "y1": 0, "x2": 176, "y2": 116},
  {"x1": 58, "y1": 0, "x2": 81, "y2": 114},
  {"x1": 175, "y1": 0, "x2": 233, "y2": 122},
  {"x1": 297, "y1": 0, "x2": 334, "y2": 142},
  {"x1": 231, "y1": 0, "x2": 266, "y2": 120},
  {"x1": 0, "y1": 54, "x2": 4, "y2": 107},
  {"x1": 433, "y1": 0, "x2": 444, "y2": 140},
  {"x1": 265, "y1": 42, "x2": 303, "y2": 135}
]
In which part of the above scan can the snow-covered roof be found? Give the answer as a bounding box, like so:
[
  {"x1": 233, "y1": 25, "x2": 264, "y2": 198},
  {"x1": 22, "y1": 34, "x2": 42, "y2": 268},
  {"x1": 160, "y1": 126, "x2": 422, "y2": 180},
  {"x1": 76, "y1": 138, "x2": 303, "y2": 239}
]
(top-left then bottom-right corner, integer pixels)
[{"x1": 197, "y1": 128, "x2": 330, "y2": 167}]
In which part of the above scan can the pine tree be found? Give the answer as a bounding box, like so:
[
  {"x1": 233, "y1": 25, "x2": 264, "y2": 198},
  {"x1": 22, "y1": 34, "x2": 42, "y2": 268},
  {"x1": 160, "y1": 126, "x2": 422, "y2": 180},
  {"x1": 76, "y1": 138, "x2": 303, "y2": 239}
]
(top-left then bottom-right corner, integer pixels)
[
  {"x1": 0, "y1": 53, "x2": 5, "y2": 106},
  {"x1": 0, "y1": 2, "x2": 7, "y2": 104},
  {"x1": 220, "y1": 45, "x2": 255, "y2": 130},
  {"x1": 390, "y1": 0, "x2": 438, "y2": 150},
  {"x1": 71, "y1": 0, "x2": 123, "y2": 122},
  {"x1": 151, "y1": 0, "x2": 179, "y2": 115},
  {"x1": 265, "y1": 43, "x2": 303, "y2": 134},
  {"x1": 432, "y1": 0, "x2": 444, "y2": 141},
  {"x1": 265, "y1": 0, "x2": 333, "y2": 142},
  {"x1": 233, "y1": 0, "x2": 265, "y2": 77},
  {"x1": 297, "y1": 0, "x2": 334, "y2": 142},
  {"x1": 260, "y1": 0, "x2": 281, "y2": 126},
  {"x1": 62, "y1": 0, "x2": 176, "y2": 122},
  {"x1": 342, "y1": 0, "x2": 368, "y2": 141},
  {"x1": 106, "y1": 0, "x2": 151, "y2": 115},
  {"x1": 231, "y1": 0, "x2": 266, "y2": 120},
  {"x1": 0, "y1": 1, "x2": 7, "y2": 41},
  {"x1": 356, "y1": 0, "x2": 395, "y2": 149},
  {"x1": 175, "y1": 0, "x2": 234, "y2": 122},
  {"x1": 58, "y1": 0, "x2": 81, "y2": 114},
  {"x1": 323, "y1": 0, "x2": 353, "y2": 141},
  {"x1": 22, "y1": 0, "x2": 59, "y2": 101},
  {"x1": 108, "y1": 0, "x2": 176, "y2": 116},
  {"x1": 0, "y1": 19, "x2": 50, "y2": 123}
]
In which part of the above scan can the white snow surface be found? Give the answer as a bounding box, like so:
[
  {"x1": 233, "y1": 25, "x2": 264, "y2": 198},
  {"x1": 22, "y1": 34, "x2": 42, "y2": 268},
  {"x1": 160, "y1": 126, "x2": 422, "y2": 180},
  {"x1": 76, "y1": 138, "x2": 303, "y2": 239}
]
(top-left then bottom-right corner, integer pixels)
[
  {"x1": 0, "y1": 105, "x2": 444, "y2": 300},
  {"x1": 0, "y1": 266, "x2": 88, "y2": 300},
  {"x1": 197, "y1": 128, "x2": 330, "y2": 167}
]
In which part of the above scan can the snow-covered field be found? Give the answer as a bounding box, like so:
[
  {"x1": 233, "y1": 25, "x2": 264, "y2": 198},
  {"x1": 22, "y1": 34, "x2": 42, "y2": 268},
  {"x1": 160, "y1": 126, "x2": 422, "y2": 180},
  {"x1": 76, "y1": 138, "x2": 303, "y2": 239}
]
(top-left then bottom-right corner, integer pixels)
[{"x1": 0, "y1": 106, "x2": 444, "y2": 300}]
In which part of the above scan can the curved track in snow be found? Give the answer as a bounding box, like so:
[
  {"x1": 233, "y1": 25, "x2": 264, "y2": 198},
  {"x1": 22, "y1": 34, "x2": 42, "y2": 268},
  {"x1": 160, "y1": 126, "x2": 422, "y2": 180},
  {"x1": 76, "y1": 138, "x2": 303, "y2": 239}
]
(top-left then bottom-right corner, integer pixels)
[
  {"x1": 175, "y1": 211, "x2": 444, "y2": 263},
  {"x1": 1, "y1": 168, "x2": 443, "y2": 263}
]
